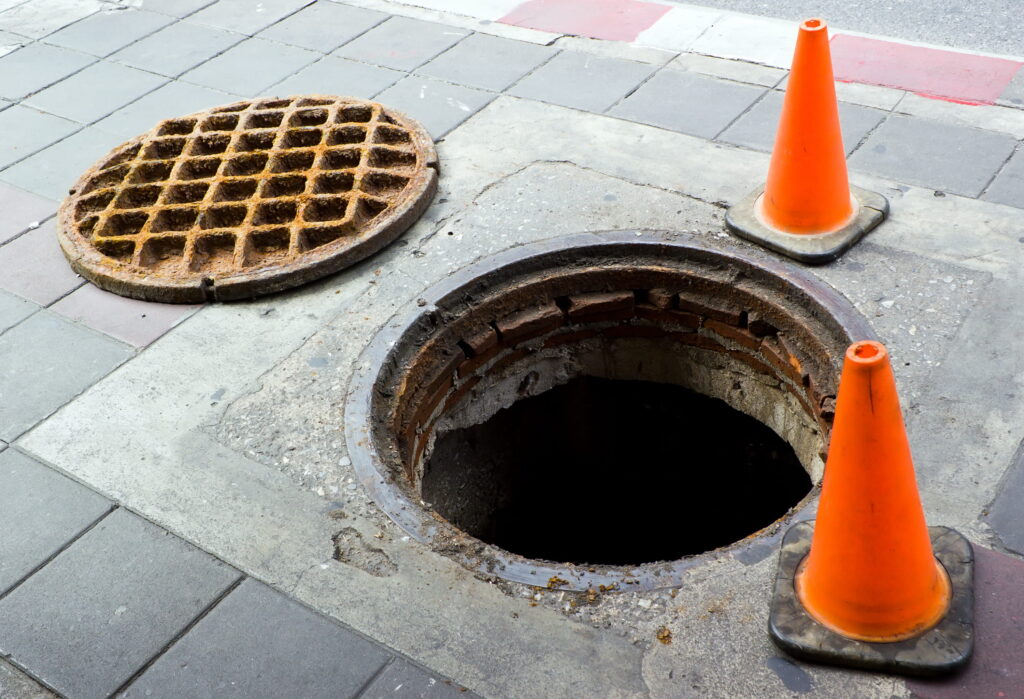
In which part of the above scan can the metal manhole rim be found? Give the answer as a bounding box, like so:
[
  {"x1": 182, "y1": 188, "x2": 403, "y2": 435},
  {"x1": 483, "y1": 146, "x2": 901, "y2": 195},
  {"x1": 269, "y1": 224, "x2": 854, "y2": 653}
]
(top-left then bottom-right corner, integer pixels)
[
  {"x1": 343, "y1": 231, "x2": 877, "y2": 592},
  {"x1": 57, "y1": 95, "x2": 439, "y2": 303}
]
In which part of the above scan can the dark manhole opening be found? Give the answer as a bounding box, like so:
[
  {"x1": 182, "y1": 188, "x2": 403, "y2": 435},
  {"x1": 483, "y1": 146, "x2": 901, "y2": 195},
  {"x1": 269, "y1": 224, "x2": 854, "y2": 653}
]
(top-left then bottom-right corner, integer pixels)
[{"x1": 423, "y1": 376, "x2": 812, "y2": 565}]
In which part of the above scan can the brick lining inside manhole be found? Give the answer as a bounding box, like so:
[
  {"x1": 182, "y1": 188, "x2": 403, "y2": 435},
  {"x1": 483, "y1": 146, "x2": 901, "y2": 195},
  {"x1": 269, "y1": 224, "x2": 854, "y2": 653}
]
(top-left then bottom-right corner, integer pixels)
[
  {"x1": 345, "y1": 234, "x2": 876, "y2": 591},
  {"x1": 57, "y1": 96, "x2": 438, "y2": 303}
]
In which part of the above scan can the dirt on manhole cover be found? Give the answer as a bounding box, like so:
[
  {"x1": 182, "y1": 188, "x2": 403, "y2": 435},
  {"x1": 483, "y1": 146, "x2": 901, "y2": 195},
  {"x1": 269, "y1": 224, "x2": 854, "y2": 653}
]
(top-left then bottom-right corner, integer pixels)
[{"x1": 57, "y1": 95, "x2": 438, "y2": 302}]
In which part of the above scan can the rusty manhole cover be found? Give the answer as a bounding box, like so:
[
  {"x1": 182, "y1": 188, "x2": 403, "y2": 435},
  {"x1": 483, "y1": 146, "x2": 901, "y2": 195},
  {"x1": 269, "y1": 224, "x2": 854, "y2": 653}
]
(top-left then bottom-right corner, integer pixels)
[{"x1": 57, "y1": 95, "x2": 438, "y2": 302}]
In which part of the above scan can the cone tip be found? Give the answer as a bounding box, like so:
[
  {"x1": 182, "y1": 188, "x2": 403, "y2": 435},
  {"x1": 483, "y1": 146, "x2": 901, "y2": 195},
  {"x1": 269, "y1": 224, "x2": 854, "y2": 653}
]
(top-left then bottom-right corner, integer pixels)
[
  {"x1": 846, "y1": 340, "x2": 886, "y2": 366},
  {"x1": 800, "y1": 17, "x2": 828, "y2": 32}
]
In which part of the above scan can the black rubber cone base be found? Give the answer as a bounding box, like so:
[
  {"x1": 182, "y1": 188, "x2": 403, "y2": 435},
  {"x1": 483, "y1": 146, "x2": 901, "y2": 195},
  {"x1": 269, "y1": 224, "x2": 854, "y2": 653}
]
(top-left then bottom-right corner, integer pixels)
[
  {"x1": 769, "y1": 521, "x2": 974, "y2": 677},
  {"x1": 726, "y1": 186, "x2": 889, "y2": 265}
]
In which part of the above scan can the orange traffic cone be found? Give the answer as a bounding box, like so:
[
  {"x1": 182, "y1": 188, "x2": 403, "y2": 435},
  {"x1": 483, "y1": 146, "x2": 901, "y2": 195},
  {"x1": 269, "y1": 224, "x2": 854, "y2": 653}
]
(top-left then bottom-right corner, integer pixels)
[
  {"x1": 768, "y1": 340, "x2": 974, "y2": 676},
  {"x1": 796, "y1": 340, "x2": 950, "y2": 641},
  {"x1": 726, "y1": 19, "x2": 888, "y2": 264}
]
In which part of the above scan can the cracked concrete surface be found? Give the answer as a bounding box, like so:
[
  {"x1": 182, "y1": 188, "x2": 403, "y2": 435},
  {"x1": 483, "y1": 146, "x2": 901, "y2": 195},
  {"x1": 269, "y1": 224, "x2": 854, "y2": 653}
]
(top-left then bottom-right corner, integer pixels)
[{"x1": 19, "y1": 95, "x2": 1024, "y2": 697}]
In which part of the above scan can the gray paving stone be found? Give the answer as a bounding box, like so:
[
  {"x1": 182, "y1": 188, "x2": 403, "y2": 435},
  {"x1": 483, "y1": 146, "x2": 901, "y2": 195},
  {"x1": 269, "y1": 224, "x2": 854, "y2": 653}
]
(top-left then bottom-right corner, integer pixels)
[
  {"x1": 43, "y1": 9, "x2": 173, "y2": 57},
  {"x1": 0, "y1": 42, "x2": 94, "y2": 100},
  {"x1": 0, "y1": 219, "x2": 83, "y2": 306},
  {"x1": 93, "y1": 81, "x2": 240, "y2": 142},
  {"x1": 122, "y1": 579, "x2": 389, "y2": 699},
  {"x1": 24, "y1": 61, "x2": 167, "y2": 124},
  {"x1": 0, "y1": 104, "x2": 79, "y2": 169},
  {"x1": 0, "y1": 0, "x2": 102, "y2": 39},
  {"x1": 265, "y1": 55, "x2": 402, "y2": 100},
  {"x1": 718, "y1": 89, "x2": 887, "y2": 154},
  {"x1": 0, "y1": 508, "x2": 239, "y2": 699},
  {"x1": 0, "y1": 288, "x2": 35, "y2": 333},
  {"x1": 133, "y1": 0, "x2": 217, "y2": 17},
  {"x1": 0, "y1": 29, "x2": 27, "y2": 58},
  {"x1": 375, "y1": 75, "x2": 494, "y2": 138},
  {"x1": 362, "y1": 659, "x2": 471, "y2": 698},
  {"x1": 610, "y1": 69, "x2": 764, "y2": 138},
  {"x1": 181, "y1": 36, "x2": 318, "y2": 96},
  {"x1": 987, "y1": 442, "x2": 1024, "y2": 555},
  {"x1": 0, "y1": 126, "x2": 124, "y2": 201},
  {"x1": 982, "y1": 147, "x2": 1024, "y2": 208},
  {"x1": 417, "y1": 33, "x2": 555, "y2": 92},
  {"x1": 0, "y1": 449, "x2": 111, "y2": 593},
  {"x1": 848, "y1": 115, "x2": 1017, "y2": 197},
  {"x1": 51, "y1": 283, "x2": 202, "y2": 347},
  {"x1": 333, "y1": 16, "x2": 469, "y2": 71},
  {"x1": 0, "y1": 182, "x2": 56, "y2": 244},
  {"x1": 258, "y1": 1, "x2": 386, "y2": 52},
  {"x1": 508, "y1": 51, "x2": 656, "y2": 113},
  {"x1": 188, "y1": 0, "x2": 313, "y2": 35},
  {"x1": 0, "y1": 310, "x2": 130, "y2": 440},
  {"x1": 110, "y1": 20, "x2": 244, "y2": 76},
  {"x1": 0, "y1": 658, "x2": 56, "y2": 699}
]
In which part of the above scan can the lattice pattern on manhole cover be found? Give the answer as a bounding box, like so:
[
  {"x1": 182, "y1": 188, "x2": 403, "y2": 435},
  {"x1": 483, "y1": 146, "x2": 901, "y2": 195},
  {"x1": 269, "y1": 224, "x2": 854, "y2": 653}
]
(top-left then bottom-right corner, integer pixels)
[{"x1": 57, "y1": 95, "x2": 438, "y2": 302}]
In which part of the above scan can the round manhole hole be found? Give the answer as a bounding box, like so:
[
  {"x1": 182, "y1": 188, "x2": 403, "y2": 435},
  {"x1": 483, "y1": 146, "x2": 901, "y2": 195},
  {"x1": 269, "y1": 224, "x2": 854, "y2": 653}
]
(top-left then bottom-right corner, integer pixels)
[
  {"x1": 345, "y1": 233, "x2": 875, "y2": 591},
  {"x1": 58, "y1": 95, "x2": 438, "y2": 302}
]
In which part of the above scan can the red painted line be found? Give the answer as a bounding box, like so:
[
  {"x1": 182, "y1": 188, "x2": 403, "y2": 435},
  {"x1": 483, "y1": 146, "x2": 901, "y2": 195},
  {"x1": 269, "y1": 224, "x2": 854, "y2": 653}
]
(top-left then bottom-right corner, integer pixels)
[
  {"x1": 498, "y1": 0, "x2": 671, "y2": 42},
  {"x1": 830, "y1": 34, "x2": 1024, "y2": 105}
]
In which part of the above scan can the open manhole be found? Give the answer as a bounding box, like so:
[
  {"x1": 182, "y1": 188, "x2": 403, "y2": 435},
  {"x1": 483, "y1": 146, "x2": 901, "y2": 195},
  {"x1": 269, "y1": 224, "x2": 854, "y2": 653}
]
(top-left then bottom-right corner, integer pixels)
[
  {"x1": 345, "y1": 233, "x2": 875, "y2": 591},
  {"x1": 57, "y1": 95, "x2": 437, "y2": 302}
]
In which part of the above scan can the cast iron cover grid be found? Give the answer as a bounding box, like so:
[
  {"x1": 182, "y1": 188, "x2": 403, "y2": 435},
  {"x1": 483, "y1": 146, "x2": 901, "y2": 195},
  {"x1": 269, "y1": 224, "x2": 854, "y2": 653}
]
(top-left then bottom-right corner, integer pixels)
[{"x1": 57, "y1": 96, "x2": 438, "y2": 302}]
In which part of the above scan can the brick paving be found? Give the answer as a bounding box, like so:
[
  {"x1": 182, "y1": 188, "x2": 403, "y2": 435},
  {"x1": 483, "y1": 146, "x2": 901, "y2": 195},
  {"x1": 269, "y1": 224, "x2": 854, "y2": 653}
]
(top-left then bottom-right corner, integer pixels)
[{"x1": 0, "y1": 0, "x2": 1022, "y2": 696}]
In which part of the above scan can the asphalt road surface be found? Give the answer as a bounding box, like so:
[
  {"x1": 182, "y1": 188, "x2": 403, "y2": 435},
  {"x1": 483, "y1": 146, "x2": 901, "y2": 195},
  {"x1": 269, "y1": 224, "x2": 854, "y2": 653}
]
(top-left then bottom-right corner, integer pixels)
[{"x1": 687, "y1": 0, "x2": 1021, "y2": 57}]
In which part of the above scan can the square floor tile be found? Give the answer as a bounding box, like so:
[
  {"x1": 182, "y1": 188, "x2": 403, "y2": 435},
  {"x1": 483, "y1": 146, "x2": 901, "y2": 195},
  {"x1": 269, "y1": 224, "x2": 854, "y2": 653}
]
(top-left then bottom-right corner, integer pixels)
[
  {"x1": 982, "y1": 147, "x2": 1024, "y2": 208},
  {"x1": 0, "y1": 29, "x2": 27, "y2": 59},
  {"x1": 51, "y1": 284, "x2": 202, "y2": 347},
  {"x1": 0, "y1": 0, "x2": 103, "y2": 39},
  {"x1": 43, "y1": 9, "x2": 173, "y2": 57},
  {"x1": 109, "y1": 20, "x2": 244, "y2": 77},
  {"x1": 0, "y1": 288, "x2": 36, "y2": 333},
  {"x1": 0, "y1": 219, "x2": 83, "y2": 305},
  {"x1": 985, "y1": 443, "x2": 1024, "y2": 553},
  {"x1": 0, "y1": 449, "x2": 110, "y2": 593},
  {"x1": 333, "y1": 16, "x2": 470, "y2": 71},
  {"x1": 24, "y1": 61, "x2": 167, "y2": 124},
  {"x1": 123, "y1": 579, "x2": 389, "y2": 698},
  {"x1": 188, "y1": 0, "x2": 314, "y2": 35},
  {"x1": 257, "y1": 1, "x2": 386, "y2": 53},
  {"x1": 417, "y1": 33, "x2": 555, "y2": 91},
  {"x1": 0, "y1": 509, "x2": 239, "y2": 699},
  {"x1": 0, "y1": 126, "x2": 125, "y2": 201},
  {"x1": 508, "y1": 50, "x2": 656, "y2": 113},
  {"x1": 375, "y1": 75, "x2": 494, "y2": 138},
  {"x1": 0, "y1": 104, "x2": 78, "y2": 168},
  {"x1": 265, "y1": 55, "x2": 402, "y2": 99},
  {"x1": 0, "y1": 182, "x2": 57, "y2": 244},
  {"x1": 610, "y1": 68, "x2": 764, "y2": 138},
  {"x1": 718, "y1": 90, "x2": 887, "y2": 154},
  {"x1": 0, "y1": 42, "x2": 95, "y2": 100},
  {"x1": 0, "y1": 311, "x2": 130, "y2": 440},
  {"x1": 93, "y1": 81, "x2": 240, "y2": 143},
  {"x1": 849, "y1": 115, "x2": 1017, "y2": 197},
  {"x1": 181, "y1": 37, "x2": 319, "y2": 96}
]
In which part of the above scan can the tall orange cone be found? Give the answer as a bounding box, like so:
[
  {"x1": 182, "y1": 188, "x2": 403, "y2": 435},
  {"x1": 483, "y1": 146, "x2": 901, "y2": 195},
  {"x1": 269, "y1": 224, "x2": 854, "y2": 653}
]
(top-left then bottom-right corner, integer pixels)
[
  {"x1": 796, "y1": 340, "x2": 950, "y2": 641},
  {"x1": 726, "y1": 19, "x2": 888, "y2": 264},
  {"x1": 761, "y1": 18, "x2": 853, "y2": 234},
  {"x1": 768, "y1": 340, "x2": 974, "y2": 676}
]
